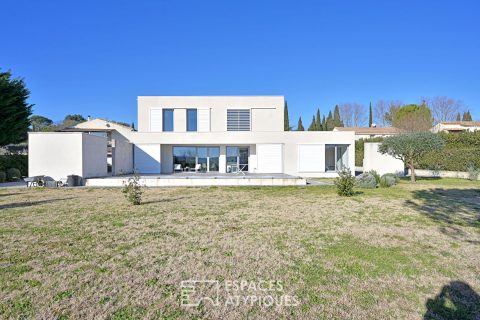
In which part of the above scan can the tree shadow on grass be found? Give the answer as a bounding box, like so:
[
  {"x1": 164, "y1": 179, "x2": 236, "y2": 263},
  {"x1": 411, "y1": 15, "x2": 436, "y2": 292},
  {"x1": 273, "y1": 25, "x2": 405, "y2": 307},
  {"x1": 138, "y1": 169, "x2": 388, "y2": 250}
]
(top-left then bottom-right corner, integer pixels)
[
  {"x1": 424, "y1": 281, "x2": 480, "y2": 319},
  {"x1": 405, "y1": 188, "x2": 480, "y2": 240},
  {"x1": 0, "y1": 198, "x2": 74, "y2": 210}
]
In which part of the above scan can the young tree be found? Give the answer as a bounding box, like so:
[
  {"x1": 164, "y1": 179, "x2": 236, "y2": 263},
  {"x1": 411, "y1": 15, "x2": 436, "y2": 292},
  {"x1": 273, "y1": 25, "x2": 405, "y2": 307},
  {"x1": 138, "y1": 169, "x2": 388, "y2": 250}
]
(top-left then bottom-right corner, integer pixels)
[
  {"x1": 284, "y1": 101, "x2": 290, "y2": 131},
  {"x1": 0, "y1": 70, "x2": 33, "y2": 146},
  {"x1": 308, "y1": 115, "x2": 317, "y2": 131},
  {"x1": 368, "y1": 102, "x2": 373, "y2": 127},
  {"x1": 462, "y1": 111, "x2": 473, "y2": 121},
  {"x1": 333, "y1": 105, "x2": 343, "y2": 127},
  {"x1": 315, "y1": 108, "x2": 321, "y2": 131},
  {"x1": 379, "y1": 132, "x2": 444, "y2": 182},
  {"x1": 393, "y1": 104, "x2": 433, "y2": 132},
  {"x1": 297, "y1": 117, "x2": 304, "y2": 131},
  {"x1": 30, "y1": 115, "x2": 53, "y2": 131}
]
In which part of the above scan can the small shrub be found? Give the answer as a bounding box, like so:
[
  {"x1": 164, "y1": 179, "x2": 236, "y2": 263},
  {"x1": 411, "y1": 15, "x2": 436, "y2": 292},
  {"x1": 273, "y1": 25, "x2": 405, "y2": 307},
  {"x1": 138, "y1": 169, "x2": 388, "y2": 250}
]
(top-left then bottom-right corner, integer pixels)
[
  {"x1": 380, "y1": 175, "x2": 396, "y2": 188},
  {"x1": 6, "y1": 168, "x2": 21, "y2": 181},
  {"x1": 383, "y1": 172, "x2": 400, "y2": 183},
  {"x1": 334, "y1": 168, "x2": 355, "y2": 197},
  {"x1": 355, "y1": 172, "x2": 377, "y2": 189},
  {"x1": 466, "y1": 164, "x2": 480, "y2": 181},
  {"x1": 368, "y1": 170, "x2": 381, "y2": 184},
  {"x1": 0, "y1": 171, "x2": 6, "y2": 183},
  {"x1": 122, "y1": 173, "x2": 143, "y2": 205}
]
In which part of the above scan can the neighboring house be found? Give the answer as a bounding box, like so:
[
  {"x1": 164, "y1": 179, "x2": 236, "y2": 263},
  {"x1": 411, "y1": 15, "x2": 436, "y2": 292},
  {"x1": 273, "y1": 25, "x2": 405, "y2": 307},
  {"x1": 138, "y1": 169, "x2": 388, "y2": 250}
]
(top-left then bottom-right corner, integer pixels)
[
  {"x1": 431, "y1": 121, "x2": 480, "y2": 133},
  {"x1": 333, "y1": 126, "x2": 404, "y2": 140},
  {"x1": 29, "y1": 96, "x2": 355, "y2": 180},
  {"x1": 0, "y1": 143, "x2": 28, "y2": 155}
]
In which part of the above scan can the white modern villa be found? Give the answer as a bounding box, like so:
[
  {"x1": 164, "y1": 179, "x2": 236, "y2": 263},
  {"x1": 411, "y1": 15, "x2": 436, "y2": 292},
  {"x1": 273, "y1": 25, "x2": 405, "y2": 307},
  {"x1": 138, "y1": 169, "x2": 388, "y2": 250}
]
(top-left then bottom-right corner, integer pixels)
[{"x1": 29, "y1": 96, "x2": 355, "y2": 186}]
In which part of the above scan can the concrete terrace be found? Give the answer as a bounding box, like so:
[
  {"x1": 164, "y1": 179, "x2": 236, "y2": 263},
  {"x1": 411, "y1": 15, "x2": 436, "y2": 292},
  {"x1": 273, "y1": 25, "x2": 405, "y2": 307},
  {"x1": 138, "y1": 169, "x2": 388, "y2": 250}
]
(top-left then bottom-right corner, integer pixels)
[{"x1": 85, "y1": 173, "x2": 307, "y2": 187}]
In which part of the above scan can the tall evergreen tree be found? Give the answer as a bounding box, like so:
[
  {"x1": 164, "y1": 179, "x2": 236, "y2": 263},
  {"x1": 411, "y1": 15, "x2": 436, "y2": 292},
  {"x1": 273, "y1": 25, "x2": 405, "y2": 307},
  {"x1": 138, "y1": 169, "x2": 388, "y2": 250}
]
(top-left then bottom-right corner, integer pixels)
[
  {"x1": 326, "y1": 111, "x2": 334, "y2": 131},
  {"x1": 297, "y1": 117, "x2": 304, "y2": 131},
  {"x1": 284, "y1": 101, "x2": 290, "y2": 131},
  {"x1": 462, "y1": 111, "x2": 473, "y2": 121},
  {"x1": 308, "y1": 115, "x2": 317, "y2": 131},
  {"x1": 368, "y1": 102, "x2": 373, "y2": 127},
  {"x1": 131, "y1": 122, "x2": 136, "y2": 130},
  {"x1": 0, "y1": 70, "x2": 33, "y2": 146},
  {"x1": 315, "y1": 108, "x2": 322, "y2": 131},
  {"x1": 333, "y1": 105, "x2": 343, "y2": 127},
  {"x1": 322, "y1": 115, "x2": 326, "y2": 131},
  {"x1": 456, "y1": 112, "x2": 461, "y2": 121}
]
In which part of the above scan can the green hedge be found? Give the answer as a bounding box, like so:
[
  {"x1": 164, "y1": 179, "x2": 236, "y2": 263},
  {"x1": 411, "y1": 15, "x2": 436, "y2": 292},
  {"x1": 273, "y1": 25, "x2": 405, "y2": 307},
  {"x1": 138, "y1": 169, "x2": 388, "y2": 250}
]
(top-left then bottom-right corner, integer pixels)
[
  {"x1": 355, "y1": 137, "x2": 384, "y2": 167},
  {"x1": 417, "y1": 132, "x2": 480, "y2": 171},
  {"x1": 0, "y1": 155, "x2": 28, "y2": 177}
]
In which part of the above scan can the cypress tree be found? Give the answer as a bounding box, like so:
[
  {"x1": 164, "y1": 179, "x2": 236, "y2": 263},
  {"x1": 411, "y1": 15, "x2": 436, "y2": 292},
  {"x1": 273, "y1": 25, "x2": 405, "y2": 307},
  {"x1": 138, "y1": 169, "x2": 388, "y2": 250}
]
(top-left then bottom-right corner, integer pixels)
[
  {"x1": 326, "y1": 111, "x2": 334, "y2": 131},
  {"x1": 368, "y1": 102, "x2": 373, "y2": 127},
  {"x1": 315, "y1": 108, "x2": 321, "y2": 131},
  {"x1": 462, "y1": 111, "x2": 473, "y2": 121},
  {"x1": 297, "y1": 117, "x2": 304, "y2": 131},
  {"x1": 322, "y1": 115, "x2": 326, "y2": 131},
  {"x1": 131, "y1": 122, "x2": 135, "y2": 130},
  {"x1": 308, "y1": 115, "x2": 316, "y2": 131},
  {"x1": 456, "y1": 113, "x2": 461, "y2": 121},
  {"x1": 284, "y1": 101, "x2": 290, "y2": 131},
  {"x1": 333, "y1": 105, "x2": 343, "y2": 127}
]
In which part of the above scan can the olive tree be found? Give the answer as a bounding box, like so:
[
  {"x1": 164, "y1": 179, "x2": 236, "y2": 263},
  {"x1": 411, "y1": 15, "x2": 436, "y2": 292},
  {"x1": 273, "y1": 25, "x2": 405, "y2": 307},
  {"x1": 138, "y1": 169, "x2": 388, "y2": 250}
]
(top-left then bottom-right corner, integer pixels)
[{"x1": 379, "y1": 132, "x2": 445, "y2": 182}]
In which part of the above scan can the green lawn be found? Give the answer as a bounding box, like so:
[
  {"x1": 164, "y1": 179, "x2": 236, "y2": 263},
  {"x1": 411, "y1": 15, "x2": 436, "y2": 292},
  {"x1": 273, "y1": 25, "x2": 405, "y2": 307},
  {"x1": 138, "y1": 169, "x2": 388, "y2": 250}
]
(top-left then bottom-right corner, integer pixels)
[{"x1": 1, "y1": 178, "x2": 479, "y2": 319}]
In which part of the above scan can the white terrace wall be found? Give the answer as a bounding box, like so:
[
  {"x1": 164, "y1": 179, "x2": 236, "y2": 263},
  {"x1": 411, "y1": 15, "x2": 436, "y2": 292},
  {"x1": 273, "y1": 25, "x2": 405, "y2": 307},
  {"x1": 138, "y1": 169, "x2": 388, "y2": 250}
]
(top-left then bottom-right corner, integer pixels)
[
  {"x1": 363, "y1": 142, "x2": 405, "y2": 176},
  {"x1": 29, "y1": 132, "x2": 107, "y2": 180}
]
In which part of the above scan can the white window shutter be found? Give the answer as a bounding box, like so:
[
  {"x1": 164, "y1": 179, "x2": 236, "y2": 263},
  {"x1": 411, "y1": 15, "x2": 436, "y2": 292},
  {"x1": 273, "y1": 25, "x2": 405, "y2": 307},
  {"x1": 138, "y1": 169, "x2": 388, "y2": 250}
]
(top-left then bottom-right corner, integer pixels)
[
  {"x1": 198, "y1": 108, "x2": 210, "y2": 132},
  {"x1": 150, "y1": 109, "x2": 162, "y2": 132}
]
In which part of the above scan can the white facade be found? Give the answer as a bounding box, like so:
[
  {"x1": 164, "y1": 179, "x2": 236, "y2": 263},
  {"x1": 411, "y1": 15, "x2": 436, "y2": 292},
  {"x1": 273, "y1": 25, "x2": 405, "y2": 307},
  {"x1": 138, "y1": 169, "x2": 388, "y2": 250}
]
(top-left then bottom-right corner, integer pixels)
[
  {"x1": 28, "y1": 96, "x2": 356, "y2": 180},
  {"x1": 130, "y1": 96, "x2": 355, "y2": 177},
  {"x1": 28, "y1": 132, "x2": 107, "y2": 180},
  {"x1": 431, "y1": 121, "x2": 480, "y2": 133}
]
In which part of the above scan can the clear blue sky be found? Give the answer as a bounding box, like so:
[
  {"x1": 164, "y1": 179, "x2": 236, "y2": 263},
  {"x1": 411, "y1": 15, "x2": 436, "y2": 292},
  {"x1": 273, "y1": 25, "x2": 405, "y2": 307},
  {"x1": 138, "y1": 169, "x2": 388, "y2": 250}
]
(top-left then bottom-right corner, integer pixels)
[{"x1": 2, "y1": 0, "x2": 479, "y2": 126}]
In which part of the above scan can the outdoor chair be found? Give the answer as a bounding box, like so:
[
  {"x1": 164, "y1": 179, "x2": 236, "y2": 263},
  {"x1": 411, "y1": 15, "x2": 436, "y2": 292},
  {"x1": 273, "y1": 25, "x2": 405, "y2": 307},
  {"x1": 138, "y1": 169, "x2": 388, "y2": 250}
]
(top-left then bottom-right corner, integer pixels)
[
  {"x1": 24, "y1": 176, "x2": 43, "y2": 187},
  {"x1": 191, "y1": 164, "x2": 202, "y2": 173},
  {"x1": 174, "y1": 164, "x2": 183, "y2": 173}
]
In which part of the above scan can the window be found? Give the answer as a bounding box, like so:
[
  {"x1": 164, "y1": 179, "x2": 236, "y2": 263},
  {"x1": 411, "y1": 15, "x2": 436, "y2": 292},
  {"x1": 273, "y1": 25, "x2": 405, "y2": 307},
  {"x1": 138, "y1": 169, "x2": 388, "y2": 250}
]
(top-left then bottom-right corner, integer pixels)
[
  {"x1": 187, "y1": 109, "x2": 197, "y2": 132},
  {"x1": 227, "y1": 109, "x2": 250, "y2": 131},
  {"x1": 163, "y1": 109, "x2": 173, "y2": 132},
  {"x1": 173, "y1": 146, "x2": 220, "y2": 172},
  {"x1": 226, "y1": 146, "x2": 249, "y2": 172},
  {"x1": 325, "y1": 145, "x2": 348, "y2": 171}
]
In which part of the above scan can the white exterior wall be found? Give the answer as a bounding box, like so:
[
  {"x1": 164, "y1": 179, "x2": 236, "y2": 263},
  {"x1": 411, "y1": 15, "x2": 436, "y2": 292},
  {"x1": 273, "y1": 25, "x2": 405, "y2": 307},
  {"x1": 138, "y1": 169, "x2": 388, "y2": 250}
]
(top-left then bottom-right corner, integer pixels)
[
  {"x1": 82, "y1": 134, "x2": 108, "y2": 178},
  {"x1": 111, "y1": 131, "x2": 133, "y2": 175},
  {"x1": 28, "y1": 132, "x2": 107, "y2": 180},
  {"x1": 129, "y1": 131, "x2": 355, "y2": 177},
  {"x1": 138, "y1": 96, "x2": 284, "y2": 133},
  {"x1": 363, "y1": 142, "x2": 404, "y2": 176}
]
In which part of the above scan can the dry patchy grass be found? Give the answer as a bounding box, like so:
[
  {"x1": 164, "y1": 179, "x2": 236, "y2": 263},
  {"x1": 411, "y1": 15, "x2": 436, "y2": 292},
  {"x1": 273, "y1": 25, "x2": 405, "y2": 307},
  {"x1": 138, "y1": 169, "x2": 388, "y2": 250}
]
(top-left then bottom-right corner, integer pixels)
[{"x1": 0, "y1": 178, "x2": 479, "y2": 319}]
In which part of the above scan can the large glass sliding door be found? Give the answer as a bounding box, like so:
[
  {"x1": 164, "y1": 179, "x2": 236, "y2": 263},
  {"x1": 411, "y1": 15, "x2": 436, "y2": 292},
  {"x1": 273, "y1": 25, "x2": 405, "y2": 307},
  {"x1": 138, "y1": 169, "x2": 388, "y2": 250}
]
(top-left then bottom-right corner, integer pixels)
[
  {"x1": 226, "y1": 146, "x2": 249, "y2": 172},
  {"x1": 325, "y1": 145, "x2": 348, "y2": 171},
  {"x1": 173, "y1": 146, "x2": 220, "y2": 172}
]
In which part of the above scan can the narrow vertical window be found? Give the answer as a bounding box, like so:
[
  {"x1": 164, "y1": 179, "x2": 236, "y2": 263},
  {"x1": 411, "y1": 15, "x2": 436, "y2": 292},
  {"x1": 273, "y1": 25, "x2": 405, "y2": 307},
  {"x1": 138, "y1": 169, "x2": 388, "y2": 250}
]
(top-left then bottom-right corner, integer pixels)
[
  {"x1": 187, "y1": 109, "x2": 197, "y2": 132},
  {"x1": 163, "y1": 109, "x2": 173, "y2": 132}
]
